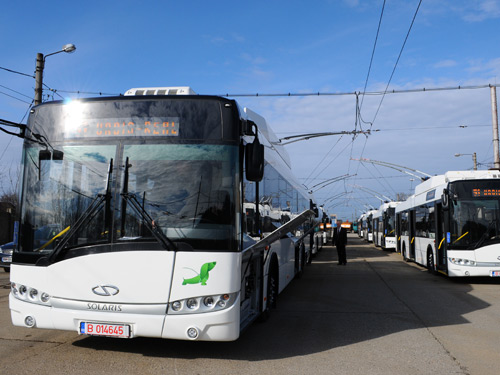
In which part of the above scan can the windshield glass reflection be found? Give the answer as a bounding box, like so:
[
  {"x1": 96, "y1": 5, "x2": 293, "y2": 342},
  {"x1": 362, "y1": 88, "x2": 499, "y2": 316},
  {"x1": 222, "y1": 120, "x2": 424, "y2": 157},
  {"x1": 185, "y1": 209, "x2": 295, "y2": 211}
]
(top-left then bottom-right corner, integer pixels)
[{"x1": 450, "y1": 199, "x2": 500, "y2": 249}]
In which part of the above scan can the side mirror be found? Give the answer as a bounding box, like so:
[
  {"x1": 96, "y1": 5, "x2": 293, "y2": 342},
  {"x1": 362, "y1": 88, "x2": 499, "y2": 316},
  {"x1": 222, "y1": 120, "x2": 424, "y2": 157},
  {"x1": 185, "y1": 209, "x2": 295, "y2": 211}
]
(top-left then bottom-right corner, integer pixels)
[
  {"x1": 52, "y1": 150, "x2": 64, "y2": 161},
  {"x1": 39, "y1": 149, "x2": 52, "y2": 161},
  {"x1": 245, "y1": 137, "x2": 264, "y2": 182},
  {"x1": 39, "y1": 150, "x2": 51, "y2": 180},
  {"x1": 442, "y1": 188, "x2": 449, "y2": 210},
  {"x1": 38, "y1": 149, "x2": 64, "y2": 180}
]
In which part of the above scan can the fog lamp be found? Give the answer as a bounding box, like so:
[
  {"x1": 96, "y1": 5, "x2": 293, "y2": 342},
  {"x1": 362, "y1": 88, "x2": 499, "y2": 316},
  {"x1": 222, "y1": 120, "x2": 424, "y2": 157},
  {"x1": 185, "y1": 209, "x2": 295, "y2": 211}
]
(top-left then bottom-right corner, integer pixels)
[
  {"x1": 24, "y1": 316, "x2": 36, "y2": 327},
  {"x1": 187, "y1": 327, "x2": 199, "y2": 339}
]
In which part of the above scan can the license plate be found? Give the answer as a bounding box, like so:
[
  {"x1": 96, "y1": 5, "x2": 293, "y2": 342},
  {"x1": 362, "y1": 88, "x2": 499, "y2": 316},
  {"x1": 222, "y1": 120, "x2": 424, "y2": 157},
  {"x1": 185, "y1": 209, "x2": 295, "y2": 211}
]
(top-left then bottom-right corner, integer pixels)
[
  {"x1": 491, "y1": 271, "x2": 500, "y2": 277},
  {"x1": 80, "y1": 322, "x2": 130, "y2": 338},
  {"x1": 1, "y1": 256, "x2": 12, "y2": 263}
]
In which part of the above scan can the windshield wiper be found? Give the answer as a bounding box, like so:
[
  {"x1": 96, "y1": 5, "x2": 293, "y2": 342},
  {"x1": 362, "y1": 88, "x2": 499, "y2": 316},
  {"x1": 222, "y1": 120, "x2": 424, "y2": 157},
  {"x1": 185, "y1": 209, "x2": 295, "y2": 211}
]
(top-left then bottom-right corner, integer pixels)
[
  {"x1": 472, "y1": 219, "x2": 498, "y2": 250},
  {"x1": 38, "y1": 159, "x2": 114, "y2": 265},
  {"x1": 120, "y1": 157, "x2": 178, "y2": 251}
]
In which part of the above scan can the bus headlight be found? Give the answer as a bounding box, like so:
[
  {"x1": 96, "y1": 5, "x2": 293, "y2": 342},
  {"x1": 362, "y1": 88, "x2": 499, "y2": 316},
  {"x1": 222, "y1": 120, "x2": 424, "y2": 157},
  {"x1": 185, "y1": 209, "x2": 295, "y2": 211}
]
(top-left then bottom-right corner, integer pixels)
[
  {"x1": 449, "y1": 257, "x2": 476, "y2": 266},
  {"x1": 186, "y1": 298, "x2": 198, "y2": 310},
  {"x1": 11, "y1": 282, "x2": 51, "y2": 306},
  {"x1": 168, "y1": 293, "x2": 237, "y2": 315},
  {"x1": 171, "y1": 301, "x2": 182, "y2": 311}
]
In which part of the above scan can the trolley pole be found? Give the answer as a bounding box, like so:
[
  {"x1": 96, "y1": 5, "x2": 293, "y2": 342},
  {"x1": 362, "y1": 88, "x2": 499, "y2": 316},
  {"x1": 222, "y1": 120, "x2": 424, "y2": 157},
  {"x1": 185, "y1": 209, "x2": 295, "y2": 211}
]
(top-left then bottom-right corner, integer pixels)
[{"x1": 491, "y1": 85, "x2": 500, "y2": 170}]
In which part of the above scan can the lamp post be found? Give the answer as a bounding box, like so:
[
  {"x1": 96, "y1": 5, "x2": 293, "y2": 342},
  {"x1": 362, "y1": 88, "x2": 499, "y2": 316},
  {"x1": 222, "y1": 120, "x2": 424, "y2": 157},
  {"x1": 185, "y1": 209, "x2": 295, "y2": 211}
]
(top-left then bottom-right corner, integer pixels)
[
  {"x1": 455, "y1": 152, "x2": 477, "y2": 170},
  {"x1": 34, "y1": 43, "x2": 76, "y2": 105}
]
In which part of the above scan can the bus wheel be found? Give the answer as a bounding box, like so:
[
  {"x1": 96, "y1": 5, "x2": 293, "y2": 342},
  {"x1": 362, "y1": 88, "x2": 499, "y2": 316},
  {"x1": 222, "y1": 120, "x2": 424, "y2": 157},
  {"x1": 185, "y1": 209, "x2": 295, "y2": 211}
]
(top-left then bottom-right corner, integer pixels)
[
  {"x1": 427, "y1": 249, "x2": 436, "y2": 274},
  {"x1": 259, "y1": 259, "x2": 279, "y2": 322},
  {"x1": 301, "y1": 242, "x2": 306, "y2": 270},
  {"x1": 402, "y1": 244, "x2": 409, "y2": 262},
  {"x1": 306, "y1": 246, "x2": 312, "y2": 265},
  {"x1": 267, "y1": 263, "x2": 278, "y2": 309},
  {"x1": 295, "y1": 242, "x2": 305, "y2": 279}
]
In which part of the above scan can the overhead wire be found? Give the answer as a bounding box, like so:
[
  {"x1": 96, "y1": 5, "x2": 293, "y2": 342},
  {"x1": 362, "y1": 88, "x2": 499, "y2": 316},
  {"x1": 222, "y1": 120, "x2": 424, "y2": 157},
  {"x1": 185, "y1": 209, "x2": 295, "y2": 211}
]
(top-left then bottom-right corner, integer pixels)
[
  {"x1": 303, "y1": 135, "x2": 344, "y2": 186},
  {"x1": 359, "y1": 0, "x2": 386, "y2": 112},
  {"x1": 346, "y1": 0, "x2": 423, "y2": 217},
  {"x1": 368, "y1": 0, "x2": 424, "y2": 126},
  {"x1": 0, "y1": 66, "x2": 34, "y2": 79}
]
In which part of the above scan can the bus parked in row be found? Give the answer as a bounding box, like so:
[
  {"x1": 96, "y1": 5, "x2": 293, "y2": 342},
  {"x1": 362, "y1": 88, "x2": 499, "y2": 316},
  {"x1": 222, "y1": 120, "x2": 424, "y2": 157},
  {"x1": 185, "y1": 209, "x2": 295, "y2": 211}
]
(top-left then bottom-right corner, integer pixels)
[
  {"x1": 357, "y1": 213, "x2": 365, "y2": 238},
  {"x1": 373, "y1": 201, "x2": 400, "y2": 250},
  {"x1": 10, "y1": 87, "x2": 320, "y2": 341},
  {"x1": 395, "y1": 170, "x2": 500, "y2": 277},
  {"x1": 363, "y1": 210, "x2": 377, "y2": 242}
]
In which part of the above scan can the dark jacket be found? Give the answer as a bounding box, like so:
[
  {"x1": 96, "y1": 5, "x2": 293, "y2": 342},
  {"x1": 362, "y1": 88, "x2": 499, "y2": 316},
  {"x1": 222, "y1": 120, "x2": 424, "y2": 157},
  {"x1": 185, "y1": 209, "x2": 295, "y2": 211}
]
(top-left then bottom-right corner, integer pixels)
[{"x1": 335, "y1": 227, "x2": 348, "y2": 247}]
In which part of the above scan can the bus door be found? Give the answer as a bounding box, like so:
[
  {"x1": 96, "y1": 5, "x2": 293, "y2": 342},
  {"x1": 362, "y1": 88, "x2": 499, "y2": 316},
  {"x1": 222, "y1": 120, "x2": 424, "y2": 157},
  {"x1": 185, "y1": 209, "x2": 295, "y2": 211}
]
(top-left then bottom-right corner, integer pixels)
[
  {"x1": 435, "y1": 203, "x2": 446, "y2": 271},
  {"x1": 396, "y1": 213, "x2": 401, "y2": 253},
  {"x1": 409, "y1": 209, "x2": 416, "y2": 259}
]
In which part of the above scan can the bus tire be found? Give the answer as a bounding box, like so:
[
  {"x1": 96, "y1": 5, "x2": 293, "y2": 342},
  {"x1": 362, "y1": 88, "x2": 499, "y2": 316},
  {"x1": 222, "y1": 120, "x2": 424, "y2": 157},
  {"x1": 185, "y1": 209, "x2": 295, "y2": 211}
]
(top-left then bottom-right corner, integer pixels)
[
  {"x1": 306, "y1": 245, "x2": 312, "y2": 265},
  {"x1": 295, "y1": 242, "x2": 305, "y2": 279},
  {"x1": 402, "y1": 243, "x2": 410, "y2": 262},
  {"x1": 427, "y1": 248, "x2": 436, "y2": 274},
  {"x1": 259, "y1": 256, "x2": 279, "y2": 322}
]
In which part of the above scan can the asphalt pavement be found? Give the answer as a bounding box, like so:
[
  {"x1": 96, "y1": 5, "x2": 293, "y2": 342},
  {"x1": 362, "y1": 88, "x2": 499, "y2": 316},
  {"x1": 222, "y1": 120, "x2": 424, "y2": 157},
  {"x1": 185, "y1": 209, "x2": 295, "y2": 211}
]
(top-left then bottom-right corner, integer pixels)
[{"x1": 0, "y1": 234, "x2": 499, "y2": 374}]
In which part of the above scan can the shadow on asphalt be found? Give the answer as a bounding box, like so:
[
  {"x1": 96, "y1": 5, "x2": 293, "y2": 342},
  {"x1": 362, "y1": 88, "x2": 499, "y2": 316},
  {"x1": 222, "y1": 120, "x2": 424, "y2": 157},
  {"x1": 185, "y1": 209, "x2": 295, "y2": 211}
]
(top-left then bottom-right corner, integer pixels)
[{"x1": 73, "y1": 234, "x2": 494, "y2": 360}]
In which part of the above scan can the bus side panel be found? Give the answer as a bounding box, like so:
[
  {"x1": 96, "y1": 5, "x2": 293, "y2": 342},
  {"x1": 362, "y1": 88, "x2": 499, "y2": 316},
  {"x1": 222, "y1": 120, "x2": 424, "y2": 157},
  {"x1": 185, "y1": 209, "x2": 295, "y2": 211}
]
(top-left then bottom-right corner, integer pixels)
[{"x1": 269, "y1": 238, "x2": 296, "y2": 295}]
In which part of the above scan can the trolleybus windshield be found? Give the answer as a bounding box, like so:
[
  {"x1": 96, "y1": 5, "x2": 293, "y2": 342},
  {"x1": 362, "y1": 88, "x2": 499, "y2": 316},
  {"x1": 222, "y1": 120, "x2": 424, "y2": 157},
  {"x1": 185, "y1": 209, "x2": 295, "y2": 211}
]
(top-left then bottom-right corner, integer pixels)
[
  {"x1": 17, "y1": 98, "x2": 240, "y2": 263},
  {"x1": 449, "y1": 180, "x2": 500, "y2": 249}
]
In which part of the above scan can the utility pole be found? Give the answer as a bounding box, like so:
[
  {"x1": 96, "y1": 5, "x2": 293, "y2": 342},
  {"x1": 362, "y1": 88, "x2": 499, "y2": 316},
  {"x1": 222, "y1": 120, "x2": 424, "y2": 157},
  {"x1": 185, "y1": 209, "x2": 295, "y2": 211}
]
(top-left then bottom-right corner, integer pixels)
[
  {"x1": 34, "y1": 53, "x2": 44, "y2": 106},
  {"x1": 491, "y1": 86, "x2": 500, "y2": 169},
  {"x1": 33, "y1": 44, "x2": 76, "y2": 106}
]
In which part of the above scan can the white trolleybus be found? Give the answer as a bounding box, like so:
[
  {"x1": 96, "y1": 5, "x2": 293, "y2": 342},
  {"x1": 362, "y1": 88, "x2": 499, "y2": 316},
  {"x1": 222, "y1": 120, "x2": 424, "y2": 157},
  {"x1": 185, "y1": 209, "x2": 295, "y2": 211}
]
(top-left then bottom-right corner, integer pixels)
[
  {"x1": 9, "y1": 87, "x2": 320, "y2": 341},
  {"x1": 357, "y1": 213, "x2": 365, "y2": 239},
  {"x1": 373, "y1": 201, "x2": 400, "y2": 250},
  {"x1": 395, "y1": 170, "x2": 500, "y2": 277},
  {"x1": 362, "y1": 209, "x2": 377, "y2": 242}
]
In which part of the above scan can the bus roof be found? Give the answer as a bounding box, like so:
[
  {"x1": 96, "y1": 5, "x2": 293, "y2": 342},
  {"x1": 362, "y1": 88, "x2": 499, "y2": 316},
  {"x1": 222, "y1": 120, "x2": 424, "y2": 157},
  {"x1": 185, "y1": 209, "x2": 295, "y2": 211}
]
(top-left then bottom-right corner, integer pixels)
[
  {"x1": 415, "y1": 170, "x2": 500, "y2": 196},
  {"x1": 124, "y1": 87, "x2": 197, "y2": 96}
]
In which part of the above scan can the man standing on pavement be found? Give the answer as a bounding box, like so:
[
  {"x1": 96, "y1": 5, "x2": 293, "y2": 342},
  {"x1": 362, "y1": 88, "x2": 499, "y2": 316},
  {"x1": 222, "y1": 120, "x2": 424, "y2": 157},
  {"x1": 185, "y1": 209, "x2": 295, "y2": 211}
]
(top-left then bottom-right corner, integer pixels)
[{"x1": 335, "y1": 224, "x2": 347, "y2": 265}]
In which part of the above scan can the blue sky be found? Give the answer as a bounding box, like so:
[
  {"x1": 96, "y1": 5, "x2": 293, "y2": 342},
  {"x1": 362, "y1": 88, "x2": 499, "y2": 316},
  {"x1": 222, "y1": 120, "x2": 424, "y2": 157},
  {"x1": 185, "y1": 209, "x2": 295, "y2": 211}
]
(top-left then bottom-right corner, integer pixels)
[{"x1": 1, "y1": 0, "x2": 500, "y2": 220}]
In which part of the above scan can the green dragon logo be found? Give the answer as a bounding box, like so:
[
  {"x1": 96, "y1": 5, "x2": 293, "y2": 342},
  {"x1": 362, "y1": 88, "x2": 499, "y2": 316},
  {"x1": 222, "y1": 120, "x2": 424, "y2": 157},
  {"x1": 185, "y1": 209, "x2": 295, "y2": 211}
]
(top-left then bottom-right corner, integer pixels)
[{"x1": 182, "y1": 262, "x2": 217, "y2": 286}]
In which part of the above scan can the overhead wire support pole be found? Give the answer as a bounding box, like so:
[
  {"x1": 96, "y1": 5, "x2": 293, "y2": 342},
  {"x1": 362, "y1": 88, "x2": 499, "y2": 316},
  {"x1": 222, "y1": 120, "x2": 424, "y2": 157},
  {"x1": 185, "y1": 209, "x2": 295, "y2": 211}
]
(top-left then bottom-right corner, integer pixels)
[{"x1": 491, "y1": 85, "x2": 500, "y2": 169}]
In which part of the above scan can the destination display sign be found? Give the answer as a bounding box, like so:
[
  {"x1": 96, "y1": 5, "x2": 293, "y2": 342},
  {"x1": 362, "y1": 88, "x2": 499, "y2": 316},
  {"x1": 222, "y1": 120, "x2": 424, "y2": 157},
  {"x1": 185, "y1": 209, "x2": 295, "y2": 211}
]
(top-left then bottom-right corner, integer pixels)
[
  {"x1": 472, "y1": 188, "x2": 500, "y2": 197},
  {"x1": 65, "y1": 117, "x2": 180, "y2": 139}
]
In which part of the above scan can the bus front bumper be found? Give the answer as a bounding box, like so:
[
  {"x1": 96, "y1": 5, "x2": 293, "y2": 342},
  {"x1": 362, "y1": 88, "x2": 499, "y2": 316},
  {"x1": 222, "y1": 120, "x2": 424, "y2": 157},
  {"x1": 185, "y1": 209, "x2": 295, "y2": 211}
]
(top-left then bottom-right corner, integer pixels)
[{"x1": 10, "y1": 294, "x2": 241, "y2": 341}]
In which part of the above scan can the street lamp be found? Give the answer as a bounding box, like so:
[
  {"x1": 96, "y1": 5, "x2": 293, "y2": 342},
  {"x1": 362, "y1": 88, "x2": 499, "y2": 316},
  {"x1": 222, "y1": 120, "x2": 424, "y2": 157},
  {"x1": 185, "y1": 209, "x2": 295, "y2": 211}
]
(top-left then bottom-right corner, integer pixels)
[
  {"x1": 34, "y1": 43, "x2": 76, "y2": 105},
  {"x1": 454, "y1": 152, "x2": 477, "y2": 170}
]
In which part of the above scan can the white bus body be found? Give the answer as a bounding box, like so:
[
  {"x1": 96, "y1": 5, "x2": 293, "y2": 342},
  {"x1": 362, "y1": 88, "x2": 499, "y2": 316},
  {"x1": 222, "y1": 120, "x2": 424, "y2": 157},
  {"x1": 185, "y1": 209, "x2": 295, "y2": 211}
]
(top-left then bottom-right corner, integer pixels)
[
  {"x1": 10, "y1": 89, "x2": 317, "y2": 341},
  {"x1": 373, "y1": 202, "x2": 400, "y2": 250},
  {"x1": 396, "y1": 170, "x2": 500, "y2": 277}
]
